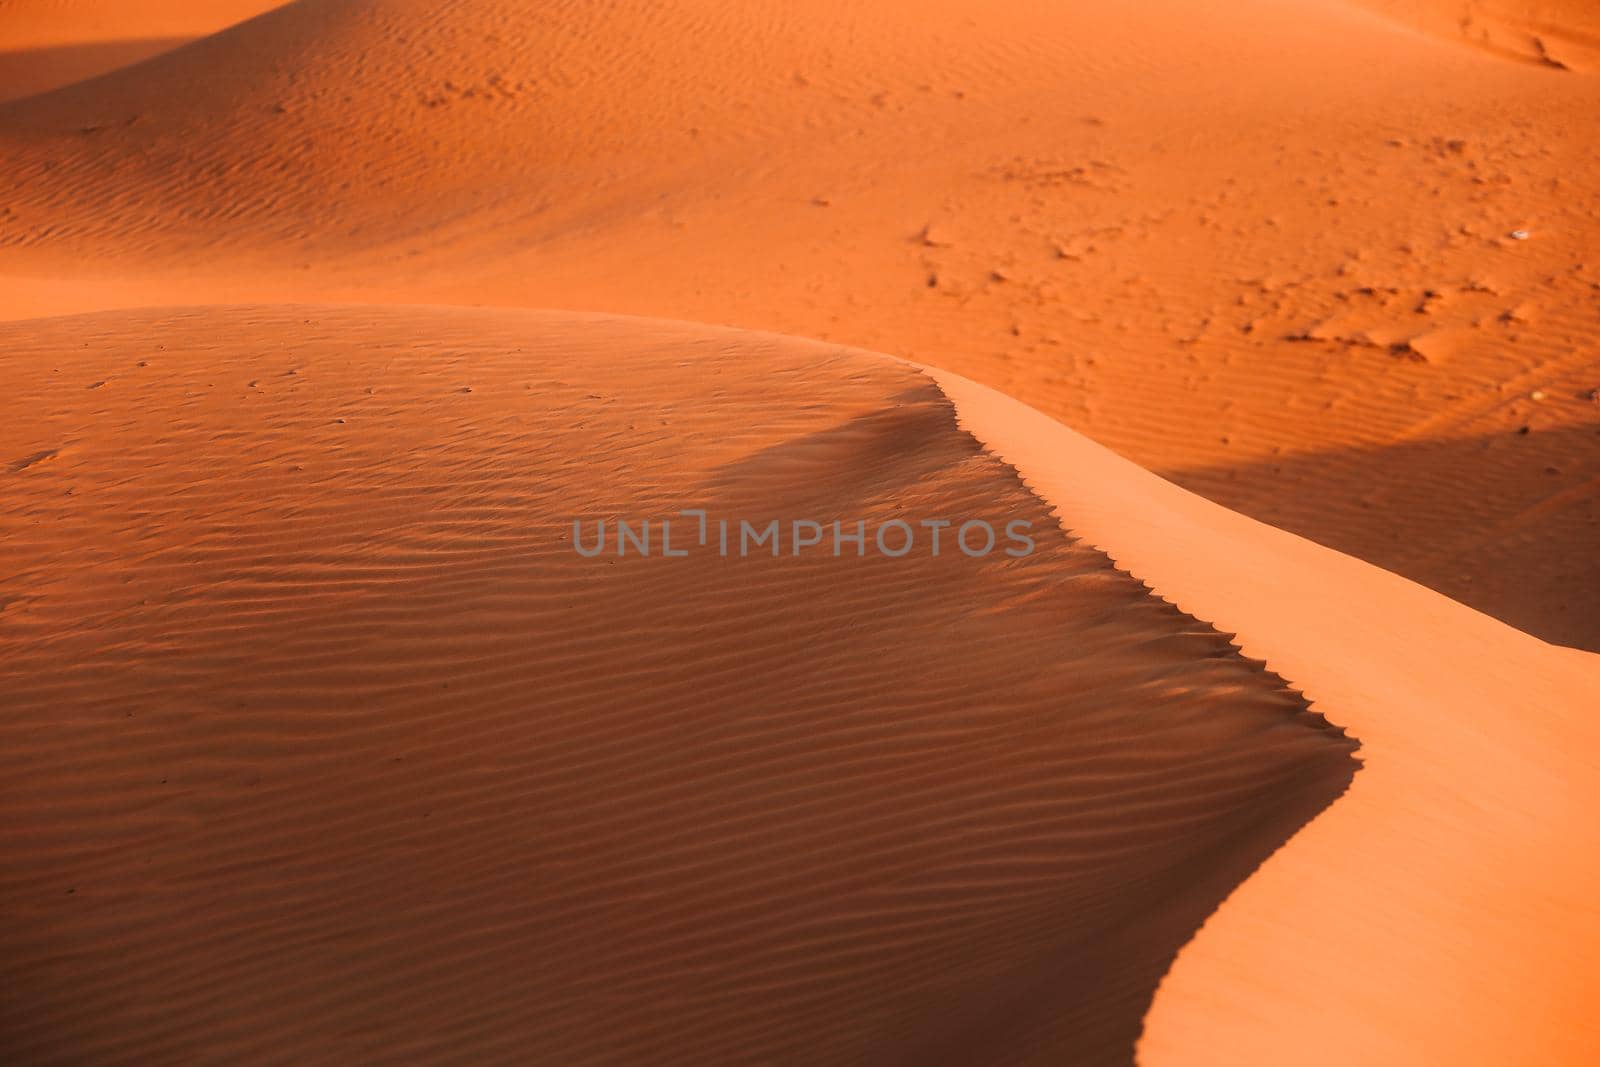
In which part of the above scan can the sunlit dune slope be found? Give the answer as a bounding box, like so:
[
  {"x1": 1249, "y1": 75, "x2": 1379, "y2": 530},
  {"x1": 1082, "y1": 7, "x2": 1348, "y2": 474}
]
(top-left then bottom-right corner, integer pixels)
[
  {"x1": 0, "y1": 0, "x2": 1594, "y2": 649},
  {"x1": 933, "y1": 366, "x2": 1600, "y2": 1067},
  {"x1": 0, "y1": 0, "x2": 286, "y2": 102},
  {"x1": 0, "y1": 305, "x2": 1357, "y2": 1066}
]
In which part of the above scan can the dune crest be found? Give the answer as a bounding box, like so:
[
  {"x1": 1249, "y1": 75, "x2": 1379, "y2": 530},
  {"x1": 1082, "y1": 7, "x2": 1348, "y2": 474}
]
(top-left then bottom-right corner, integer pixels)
[
  {"x1": 930, "y1": 365, "x2": 1600, "y2": 1066},
  {"x1": 0, "y1": 0, "x2": 287, "y2": 102}
]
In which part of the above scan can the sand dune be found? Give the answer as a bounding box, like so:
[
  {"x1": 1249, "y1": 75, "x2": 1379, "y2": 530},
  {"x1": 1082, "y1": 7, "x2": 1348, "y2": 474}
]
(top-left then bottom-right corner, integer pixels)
[
  {"x1": 0, "y1": 1, "x2": 285, "y2": 102},
  {"x1": 0, "y1": 306, "x2": 1360, "y2": 1065},
  {"x1": 936, "y1": 365, "x2": 1600, "y2": 1066},
  {"x1": 3, "y1": 0, "x2": 1598, "y2": 1062},
  {"x1": 1, "y1": 0, "x2": 1595, "y2": 648},
  {"x1": 0, "y1": 39, "x2": 187, "y2": 104}
]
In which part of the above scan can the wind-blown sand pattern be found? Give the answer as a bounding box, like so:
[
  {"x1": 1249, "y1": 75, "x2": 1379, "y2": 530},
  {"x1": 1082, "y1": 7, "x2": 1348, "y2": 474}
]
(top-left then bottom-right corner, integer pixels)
[
  {"x1": 1, "y1": 307, "x2": 1360, "y2": 1064},
  {"x1": 2, "y1": 0, "x2": 1597, "y2": 1063}
]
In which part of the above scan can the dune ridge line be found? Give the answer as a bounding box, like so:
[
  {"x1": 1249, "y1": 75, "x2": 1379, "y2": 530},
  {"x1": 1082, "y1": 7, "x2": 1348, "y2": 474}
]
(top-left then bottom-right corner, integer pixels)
[{"x1": 926, "y1": 363, "x2": 1600, "y2": 1066}]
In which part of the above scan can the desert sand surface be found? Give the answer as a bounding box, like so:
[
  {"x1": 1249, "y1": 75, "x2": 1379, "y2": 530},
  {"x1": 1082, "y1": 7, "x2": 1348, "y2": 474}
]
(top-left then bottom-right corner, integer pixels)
[
  {"x1": 1, "y1": 0, "x2": 1597, "y2": 1064},
  {"x1": 1351, "y1": 0, "x2": 1600, "y2": 69},
  {"x1": 2, "y1": 0, "x2": 1597, "y2": 648},
  {"x1": 0, "y1": 1, "x2": 285, "y2": 102},
  {"x1": 938, "y1": 367, "x2": 1600, "y2": 1065},
  {"x1": 2, "y1": 307, "x2": 1363, "y2": 1064}
]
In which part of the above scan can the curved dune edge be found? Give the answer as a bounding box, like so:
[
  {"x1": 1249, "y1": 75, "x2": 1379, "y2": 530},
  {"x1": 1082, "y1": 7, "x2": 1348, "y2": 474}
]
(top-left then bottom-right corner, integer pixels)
[
  {"x1": 925, "y1": 365, "x2": 1600, "y2": 1065},
  {"x1": 0, "y1": 0, "x2": 287, "y2": 51},
  {"x1": 1, "y1": 304, "x2": 1362, "y2": 1065},
  {"x1": 0, "y1": 0, "x2": 288, "y2": 103},
  {"x1": 0, "y1": 40, "x2": 188, "y2": 105}
]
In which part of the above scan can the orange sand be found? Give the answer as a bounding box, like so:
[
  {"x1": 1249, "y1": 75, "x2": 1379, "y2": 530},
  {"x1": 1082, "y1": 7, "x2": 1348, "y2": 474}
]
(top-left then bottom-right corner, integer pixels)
[
  {"x1": 936, "y1": 365, "x2": 1600, "y2": 1065},
  {"x1": 3, "y1": 307, "x2": 1361, "y2": 1064},
  {"x1": 1, "y1": 0, "x2": 1597, "y2": 1063},
  {"x1": 0, "y1": 1, "x2": 284, "y2": 102},
  {"x1": 2, "y1": 0, "x2": 1596, "y2": 647},
  {"x1": 1350, "y1": 0, "x2": 1600, "y2": 69}
]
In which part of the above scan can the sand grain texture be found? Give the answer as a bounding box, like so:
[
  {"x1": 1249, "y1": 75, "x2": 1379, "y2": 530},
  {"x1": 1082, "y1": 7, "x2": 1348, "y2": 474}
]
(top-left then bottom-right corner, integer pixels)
[
  {"x1": 1, "y1": 0, "x2": 1595, "y2": 647},
  {"x1": 0, "y1": 307, "x2": 1360, "y2": 1065},
  {"x1": 934, "y1": 365, "x2": 1600, "y2": 1066},
  {"x1": 3, "y1": 0, "x2": 1598, "y2": 1062},
  {"x1": 0, "y1": 1, "x2": 287, "y2": 102}
]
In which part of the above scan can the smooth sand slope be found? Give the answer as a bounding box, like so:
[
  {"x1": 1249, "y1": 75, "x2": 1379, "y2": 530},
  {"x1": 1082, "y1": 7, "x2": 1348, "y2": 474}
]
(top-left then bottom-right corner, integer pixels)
[
  {"x1": 1, "y1": 0, "x2": 1596, "y2": 647},
  {"x1": 0, "y1": 306, "x2": 1359, "y2": 1065},
  {"x1": 936, "y1": 367, "x2": 1600, "y2": 1067},
  {"x1": 0, "y1": 1, "x2": 286, "y2": 102},
  {"x1": 2, "y1": 1, "x2": 1598, "y2": 1063}
]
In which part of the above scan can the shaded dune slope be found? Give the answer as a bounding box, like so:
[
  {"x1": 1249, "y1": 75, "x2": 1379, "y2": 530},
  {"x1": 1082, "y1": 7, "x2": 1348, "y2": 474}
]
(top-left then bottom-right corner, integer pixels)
[
  {"x1": 1, "y1": 0, "x2": 1595, "y2": 649},
  {"x1": 0, "y1": 306, "x2": 1357, "y2": 1066},
  {"x1": 1168, "y1": 425, "x2": 1600, "y2": 657},
  {"x1": 0, "y1": 39, "x2": 189, "y2": 105},
  {"x1": 0, "y1": 0, "x2": 285, "y2": 43},
  {"x1": 0, "y1": 0, "x2": 286, "y2": 102}
]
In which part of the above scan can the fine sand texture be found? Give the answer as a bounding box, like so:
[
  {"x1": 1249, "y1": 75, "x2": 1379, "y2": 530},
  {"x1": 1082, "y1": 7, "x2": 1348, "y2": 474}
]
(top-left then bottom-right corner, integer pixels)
[
  {"x1": 1, "y1": 0, "x2": 1596, "y2": 648},
  {"x1": 0, "y1": 306, "x2": 1359, "y2": 1065},
  {"x1": 0, "y1": 1, "x2": 286, "y2": 102},
  {"x1": 3, "y1": 1, "x2": 1598, "y2": 1064},
  {"x1": 934, "y1": 364, "x2": 1600, "y2": 1067}
]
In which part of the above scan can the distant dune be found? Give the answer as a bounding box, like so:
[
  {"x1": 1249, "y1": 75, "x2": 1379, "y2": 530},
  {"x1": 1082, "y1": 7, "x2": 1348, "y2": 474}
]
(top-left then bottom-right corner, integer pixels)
[{"x1": 1, "y1": 0, "x2": 1594, "y2": 648}]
